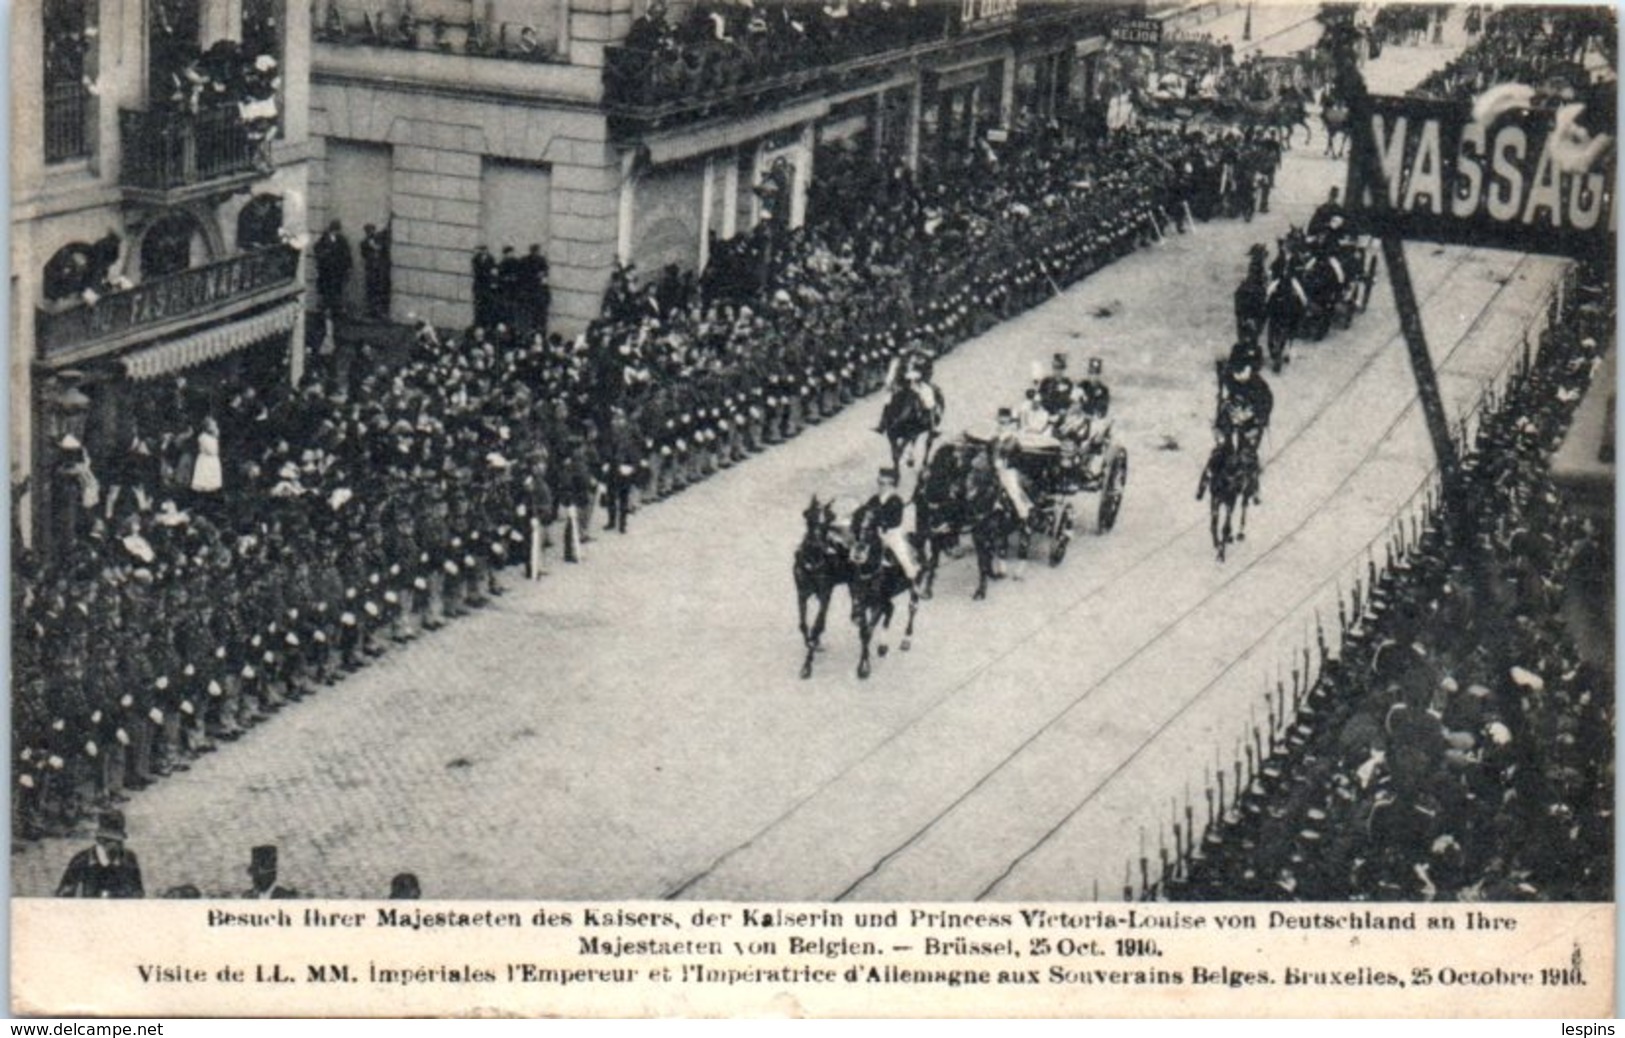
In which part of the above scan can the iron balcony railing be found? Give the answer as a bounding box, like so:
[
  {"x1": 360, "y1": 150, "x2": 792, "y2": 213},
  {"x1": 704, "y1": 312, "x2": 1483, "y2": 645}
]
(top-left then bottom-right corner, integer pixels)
[
  {"x1": 119, "y1": 106, "x2": 261, "y2": 193},
  {"x1": 36, "y1": 244, "x2": 301, "y2": 359},
  {"x1": 603, "y1": 3, "x2": 1124, "y2": 135}
]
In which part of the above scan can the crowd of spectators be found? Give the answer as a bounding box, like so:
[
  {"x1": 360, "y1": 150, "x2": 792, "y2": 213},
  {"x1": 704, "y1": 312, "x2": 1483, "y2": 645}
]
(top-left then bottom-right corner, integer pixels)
[
  {"x1": 1170, "y1": 270, "x2": 1614, "y2": 902},
  {"x1": 606, "y1": 0, "x2": 954, "y2": 108},
  {"x1": 13, "y1": 117, "x2": 1257, "y2": 857},
  {"x1": 1408, "y1": 5, "x2": 1614, "y2": 103}
]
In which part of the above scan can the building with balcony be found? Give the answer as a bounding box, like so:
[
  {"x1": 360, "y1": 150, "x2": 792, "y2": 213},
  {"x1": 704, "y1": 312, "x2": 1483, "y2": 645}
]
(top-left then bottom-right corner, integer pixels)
[
  {"x1": 310, "y1": 0, "x2": 1130, "y2": 333},
  {"x1": 11, "y1": 0, "x2": 311, "y2": 557}
]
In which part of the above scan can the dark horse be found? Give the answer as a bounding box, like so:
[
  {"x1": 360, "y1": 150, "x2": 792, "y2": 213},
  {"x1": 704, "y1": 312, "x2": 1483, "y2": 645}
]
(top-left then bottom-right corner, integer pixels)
[
  {"x1": 1234, "y1": 244, "x2": 1270, "y2": 352},
  {"x1": 1321, "y1": 100, "x2": 1351, "y2": 158},
  {"x1": 1264, "y1": 263, "x2": 1305, "y2": 371},
  {"x1": 914, "y1": 442, "x2": 1016, "y2": 601},
  {"x1": 793, "y1": 496, "x2": 854, "y2": 679},
  {"x1": 1196, "y1": 437, "x2": 1260, "y2": 562},
  {"x1": 1259, "y1": 91, "x2": 1312, "y2": 148},
  {"x1": 880, "y1": 382, "x2": 945, "y2": 473},
  {"x1": 848, "y1": 514, "x2": 921, "y2": 680}
]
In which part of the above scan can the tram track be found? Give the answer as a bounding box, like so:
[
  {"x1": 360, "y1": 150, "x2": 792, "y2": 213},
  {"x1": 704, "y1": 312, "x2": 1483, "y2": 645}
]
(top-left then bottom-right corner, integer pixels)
[
  {"x1": 968, "y1": 254, "x2": 1535, "y2": 901},
  {"x1": 667, "y1": 241, "x2": 1495, "y2": 902}
]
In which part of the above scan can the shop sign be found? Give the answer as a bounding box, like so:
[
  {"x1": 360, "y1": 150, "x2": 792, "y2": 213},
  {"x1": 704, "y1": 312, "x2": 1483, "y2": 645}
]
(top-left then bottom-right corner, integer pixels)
[
  {"x1": 959, "y1": 0, "x2": 1018, "y2": 29},
  {"x1": 1346, "y1": 95, "x2": 1615, "y2": 261},
  {"x1": 1109, "y1": 17, "x2": 1162, "y2": 45}
]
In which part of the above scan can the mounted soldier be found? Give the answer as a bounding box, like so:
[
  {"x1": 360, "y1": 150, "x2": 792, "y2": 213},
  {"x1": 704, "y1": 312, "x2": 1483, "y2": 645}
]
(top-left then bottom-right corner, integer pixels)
[
  {"x1": 1214, "y1": 358, "x2": 1273, "y2": 505},
  {"x1": 851, "y1": 467, "x2": 922, "y2": 593}
]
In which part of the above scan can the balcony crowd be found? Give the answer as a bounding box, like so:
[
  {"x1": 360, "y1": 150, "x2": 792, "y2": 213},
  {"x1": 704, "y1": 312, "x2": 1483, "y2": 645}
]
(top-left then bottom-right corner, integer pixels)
[
  {"x1": 606, "y1": 0, "x2": 955, "y2": 108},
  {"x1": 20, "y1": 112, "x2": 1308, "y2": 889}
]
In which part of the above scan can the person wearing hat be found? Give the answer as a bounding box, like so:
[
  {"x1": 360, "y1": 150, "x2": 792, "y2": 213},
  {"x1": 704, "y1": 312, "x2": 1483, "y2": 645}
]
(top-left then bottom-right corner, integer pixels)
[
  {"x1": 471, "y1": 245, "x2": 499, "y2": 329},
  {"x1": 1307, "y1": 186, "x2": 1348, "y2": 244},
  {"x1": 56, "y1": 810, "x2": 144, "y2": 898},
  {"x1": 360, "y1": 222, "x2": 392, "y2": 320},
  {"x1": 1077, "y1": 357, "x2": 1111, "y2": 419},
  {"x1": 242, "y1": 845, "x2": 300, "y2": 899},
  {"x1": 1214, "y1": 356, "x2": 1272, "y2": 502},
  {"x1": 852, "y1": 467, "x2": 922, "y2": 589},
  {"x1": 1037, "y1": 353, "x2": 1075, "y2": 418},
  {"x1": 991, "y1": 408, "x2": 1034, "y2": 524},
  {"x1": 314, "y1": 220, "x2": 352, "y2": 315},
  {"x1": 389, "y1": 872, "x2": 422, "y2": 899}
]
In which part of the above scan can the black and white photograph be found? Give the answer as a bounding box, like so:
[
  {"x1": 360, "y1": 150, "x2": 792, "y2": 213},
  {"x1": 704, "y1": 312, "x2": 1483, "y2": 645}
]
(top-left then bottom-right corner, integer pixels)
[{"x1": 7, "y1": 0, "x2": 1616, "y2": 1006}]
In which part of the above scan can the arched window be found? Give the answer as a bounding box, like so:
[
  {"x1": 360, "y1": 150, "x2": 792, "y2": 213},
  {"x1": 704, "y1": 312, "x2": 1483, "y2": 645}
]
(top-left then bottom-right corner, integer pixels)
[
  {"x1": 140, "y1": 211, "x2": 206, "y2": 279},
  {"x1": 237, "y1": 194, "x2": 285, "y2": 250}
]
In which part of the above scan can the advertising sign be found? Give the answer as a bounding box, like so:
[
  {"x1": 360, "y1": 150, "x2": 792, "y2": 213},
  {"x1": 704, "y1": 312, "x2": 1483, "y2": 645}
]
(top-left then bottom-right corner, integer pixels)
[
  {"x1": 1345, "y1": 95, "x2": 1615, "y2": 262},
  {"x1": 1110, "y1": 17, "x2": 1163, "y2": 45}
]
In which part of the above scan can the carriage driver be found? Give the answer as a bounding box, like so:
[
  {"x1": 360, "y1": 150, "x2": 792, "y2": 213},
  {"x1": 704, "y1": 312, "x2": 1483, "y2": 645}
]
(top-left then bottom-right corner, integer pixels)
[
  {"x1": 1307, "y1": 186, "x2": 1349, "y2": 244},
  {"x1": 854, "y1": 468, "x2": 922, "y2": 589}
]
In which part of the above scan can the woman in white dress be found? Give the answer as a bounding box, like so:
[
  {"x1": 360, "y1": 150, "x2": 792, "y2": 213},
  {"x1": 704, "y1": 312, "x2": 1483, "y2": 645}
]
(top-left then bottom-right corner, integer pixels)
[{"x1": 190, "y1": 415, "x2": 224, "y2": 503}]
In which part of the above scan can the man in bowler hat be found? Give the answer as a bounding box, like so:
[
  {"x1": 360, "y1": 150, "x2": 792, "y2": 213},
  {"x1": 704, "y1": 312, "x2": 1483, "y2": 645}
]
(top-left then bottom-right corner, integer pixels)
[{"x1": 56, "y1": 810, "x2": 144, "y2": 898}]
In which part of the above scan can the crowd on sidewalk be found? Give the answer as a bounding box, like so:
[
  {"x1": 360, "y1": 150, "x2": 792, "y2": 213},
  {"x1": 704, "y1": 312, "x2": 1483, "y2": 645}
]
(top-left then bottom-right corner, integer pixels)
[
  {"x1": 1170, "y1": 270, "x2": 1614, "y2": 903},
  {"x1": 1407, "y1": 5, "x2": 1613, "y2": 102},
  {"x1": 17, "y1": 116, "x2": 1268, "y2": 877}
]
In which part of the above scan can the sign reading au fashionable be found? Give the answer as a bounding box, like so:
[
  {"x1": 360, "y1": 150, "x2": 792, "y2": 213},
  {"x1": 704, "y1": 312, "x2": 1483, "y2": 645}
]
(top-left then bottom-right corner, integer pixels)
[{"x1": 1345, "y1": 95, "x2": 1615, "y2": 262}]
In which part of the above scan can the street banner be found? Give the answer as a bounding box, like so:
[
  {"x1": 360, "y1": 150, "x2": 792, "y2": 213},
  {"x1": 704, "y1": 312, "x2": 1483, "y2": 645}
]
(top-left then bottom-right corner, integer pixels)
[
  {"x1": 1109, "y1": 16, "x2": 1163, "y2": 46},
  {"x1": 1345, "y1": 95, "x2": 1615, "y2": 262}
]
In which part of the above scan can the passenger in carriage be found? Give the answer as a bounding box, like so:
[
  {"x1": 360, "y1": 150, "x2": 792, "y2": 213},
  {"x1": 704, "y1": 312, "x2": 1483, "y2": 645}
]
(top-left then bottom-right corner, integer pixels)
[
  {"x1": 1036, "y1": 353, "x2": 1075, "y2": 417},
  {"x1": 1076, "y1": 356, "x2": 1111, "y2": 418},
  {"x1": 1016, "y1": 388, "x2": 1052, "y2": 436}
]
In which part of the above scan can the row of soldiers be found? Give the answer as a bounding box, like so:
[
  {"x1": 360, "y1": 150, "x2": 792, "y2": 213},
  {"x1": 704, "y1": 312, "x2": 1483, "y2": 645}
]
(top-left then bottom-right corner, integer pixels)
[
  {"x1": 14, "y1": 119, "x2": 1248, "y2": 843},
  {"x1": 14, "y1": 447, "x2": 558, "y2": 838}
]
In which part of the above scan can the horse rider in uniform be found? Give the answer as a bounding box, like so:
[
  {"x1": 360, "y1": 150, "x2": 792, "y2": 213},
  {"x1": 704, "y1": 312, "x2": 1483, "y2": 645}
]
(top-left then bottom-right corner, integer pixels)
[
  {"x1": 852, "y1": 468, "x2": 922, "y2": 590},
  {"x1": 1215, "y1": 358, "x2": 1274, "y2": 504},
  {"x1": 875, "y1": 343, "x2": 936, "y2": 434}
]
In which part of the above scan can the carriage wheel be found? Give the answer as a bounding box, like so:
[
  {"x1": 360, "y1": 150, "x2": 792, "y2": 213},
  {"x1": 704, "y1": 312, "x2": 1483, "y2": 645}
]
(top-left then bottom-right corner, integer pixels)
[
  {"x1": 1049, "y1": 502, "x2": 1074, "y2": 566},
  {"x1": 1096, "y1": 448, "x2": 1128, "y2": 534}
]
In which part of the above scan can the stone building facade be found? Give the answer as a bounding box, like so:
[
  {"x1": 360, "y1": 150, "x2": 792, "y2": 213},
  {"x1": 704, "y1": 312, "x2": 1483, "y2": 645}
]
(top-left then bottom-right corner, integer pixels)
[
  {"x1": 11, "y1": 0, "x2": 312, "y2": 553},
  {"x1": 311, "y1": 0, "x2": 1126, "y2": 335}
]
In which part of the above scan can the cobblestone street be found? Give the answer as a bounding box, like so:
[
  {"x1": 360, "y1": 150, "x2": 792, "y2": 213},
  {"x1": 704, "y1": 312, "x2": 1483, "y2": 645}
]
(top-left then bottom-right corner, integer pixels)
[{"x1": 16, "y1": 11, "x2": 1560, "y2": 902}]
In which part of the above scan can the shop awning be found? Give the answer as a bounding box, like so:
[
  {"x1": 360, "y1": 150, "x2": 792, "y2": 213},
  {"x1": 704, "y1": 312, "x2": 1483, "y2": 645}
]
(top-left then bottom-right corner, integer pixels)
[
  {"x1": 122, "y1": 301, "x2": 300, "y2": 381},
  {"x1": 642, "y1": 95, "x2": 832, "y2": 166}
]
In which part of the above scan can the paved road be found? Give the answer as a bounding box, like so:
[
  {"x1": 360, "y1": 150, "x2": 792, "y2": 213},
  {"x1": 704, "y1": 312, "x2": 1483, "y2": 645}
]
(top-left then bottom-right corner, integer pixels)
[{"x1": 13, "y1": 26, "x2": 1552, "y2": 901}]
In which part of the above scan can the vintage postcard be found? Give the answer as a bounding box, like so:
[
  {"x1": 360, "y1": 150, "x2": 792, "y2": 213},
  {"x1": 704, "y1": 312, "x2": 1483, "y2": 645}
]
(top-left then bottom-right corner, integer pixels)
[{"x1": 9, "y1": 0, "x2": 1615, "y2": 1018}]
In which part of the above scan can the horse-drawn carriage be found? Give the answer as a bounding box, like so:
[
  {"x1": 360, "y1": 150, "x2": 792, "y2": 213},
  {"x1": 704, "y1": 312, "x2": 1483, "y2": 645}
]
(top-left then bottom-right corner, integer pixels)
[
  {"x1": 1304, "y1": 235, "x2": 1380, "y2": 339},
  {"x1": 962, "y1": 423, "x2": 1129, "y2": 566}
]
